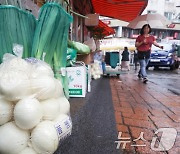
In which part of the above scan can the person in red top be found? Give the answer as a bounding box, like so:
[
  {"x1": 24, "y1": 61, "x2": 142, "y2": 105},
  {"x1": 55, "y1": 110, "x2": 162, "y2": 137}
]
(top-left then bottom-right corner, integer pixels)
[{"x1": 135, "y1": 24, "x2": 163, "y2": 83}]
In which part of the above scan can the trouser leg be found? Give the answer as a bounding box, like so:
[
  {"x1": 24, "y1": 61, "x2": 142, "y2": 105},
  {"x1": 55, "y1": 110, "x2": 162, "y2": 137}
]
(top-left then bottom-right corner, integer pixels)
[{"x1": 139, "y1": 59, "x2": 147, "y2": 78}]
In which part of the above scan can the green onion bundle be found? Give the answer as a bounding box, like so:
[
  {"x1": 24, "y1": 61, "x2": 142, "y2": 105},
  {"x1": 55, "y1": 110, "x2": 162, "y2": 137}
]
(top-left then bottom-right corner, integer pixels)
[
  {"x1": 0, "y1": 6, "x2": 36, "y2": 62},
  {"x1": 31, "y1": 3, "x2": 73, "y2": 98}
]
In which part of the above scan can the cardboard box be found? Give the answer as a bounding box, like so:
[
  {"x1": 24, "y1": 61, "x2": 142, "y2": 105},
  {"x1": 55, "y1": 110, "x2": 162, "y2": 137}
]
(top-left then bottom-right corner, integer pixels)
[
  {"x1": 66, "y1": 66, "x2": 87, "y2": 97},
  {"x1": 76, "y1": 52, "x2": 94, "y2": 64},
  {"x1": 85, "y1": 14, "x2": 99, "y2": 26}
]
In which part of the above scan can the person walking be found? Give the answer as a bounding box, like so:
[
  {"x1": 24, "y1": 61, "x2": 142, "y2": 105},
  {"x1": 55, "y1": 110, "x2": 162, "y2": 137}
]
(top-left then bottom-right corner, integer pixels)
[
  {"x1": 121, "y1": 47, "x2": 130, "y2": 71},
  {"x1": 135, "y1": 24, "x2": 163, "y2": 83}
]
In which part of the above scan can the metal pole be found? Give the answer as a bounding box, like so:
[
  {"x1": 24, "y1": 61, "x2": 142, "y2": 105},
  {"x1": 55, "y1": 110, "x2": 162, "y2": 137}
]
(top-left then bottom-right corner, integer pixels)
[{"x1": 70, "y1": 9, "x2": 88, "y2": 19}]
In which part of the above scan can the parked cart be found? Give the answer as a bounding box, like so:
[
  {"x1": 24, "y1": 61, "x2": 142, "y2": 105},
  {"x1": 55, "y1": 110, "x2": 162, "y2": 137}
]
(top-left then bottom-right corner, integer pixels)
[{"x1": 103, "y1": 51, "x2": 121, "y2": 76}]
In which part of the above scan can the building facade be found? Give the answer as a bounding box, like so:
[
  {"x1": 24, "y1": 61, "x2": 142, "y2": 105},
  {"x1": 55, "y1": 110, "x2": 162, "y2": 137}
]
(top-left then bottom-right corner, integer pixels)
[
  {"x1": 143, "y1": 0, "x2": 180, "y2": 22},
  {"x1": 101, "y1": 0, "x2": 180, "y2": 40}
]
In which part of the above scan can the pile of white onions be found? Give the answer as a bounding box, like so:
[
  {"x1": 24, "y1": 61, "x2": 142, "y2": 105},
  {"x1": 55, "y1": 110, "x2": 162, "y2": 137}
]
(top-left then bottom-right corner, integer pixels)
[
  {"x1": 0, "y1": 54, "x2": 72, "y2": 154},
  {"x1": 90, "y1": 62, "x2": 102, "y2": 79}
]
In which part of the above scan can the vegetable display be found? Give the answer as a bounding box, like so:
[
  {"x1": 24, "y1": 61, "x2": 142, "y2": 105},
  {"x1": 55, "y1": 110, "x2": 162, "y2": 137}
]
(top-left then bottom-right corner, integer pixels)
[
  {"x1": 31, "y1": 3, "x2": 73, "y2": 98},
  {"x1": 91, "y1": 62, "x2": 103, "y2": 79},
  {"x1": 0, "y1": 5, "x2": 36, "y2": 63},
  {"x1": 0, "y1": 55, "x2": 72, "y2": 154}
]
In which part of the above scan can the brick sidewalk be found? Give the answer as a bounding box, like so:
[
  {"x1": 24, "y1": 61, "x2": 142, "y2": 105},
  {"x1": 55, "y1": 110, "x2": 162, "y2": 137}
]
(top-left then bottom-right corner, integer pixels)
[{"x1": 110, "y1": 74, "x2": 180, "y2": 154}]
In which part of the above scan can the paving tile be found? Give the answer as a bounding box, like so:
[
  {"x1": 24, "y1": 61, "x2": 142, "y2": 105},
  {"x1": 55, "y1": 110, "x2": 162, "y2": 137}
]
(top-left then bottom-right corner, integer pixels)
[
  {"x1": 115, "y1": 111, "x2": 123, "y2": 124},
  {"x1": 122, "y1": 112, "x2": 150, "y2": 121},
  {"x1": 174, "y1": 135, "x2": 180, "y2": 148},
  {"x1": 169, "y1": 107, "x2": 180, "y2": 115},
  {"x1": 115, "y1": 107, "x2": 134, "y2": 114},
  {"x1": 162, "y1": 101, "x2": 180, "y2": 108},
  {"x1": 133, "y1": 107, "x2": 151, "y2": 115},
  {"x1": 147, "y1": 101, "x2": 167, "y2": 109},
  {"x1": 112, "y1": 97, "x2": 120, "y2": 102},
  {"x1": 165, "y1": 112, "x2": 180, "y2": 123},
  {"x1": 119, "y1": 98, "x2": 127, "y2": 102},
  {"x1": 113, "y1": 102, "x2": 121, "y2": 107},
  {"x1": 120, "y1": 101, "x2": 132, "y2": 108},
  {"x1": 148, "y1": 109, "x2": 168, "y2": 118},
  {"x1": 116, "y1": 124, "x2": 129, "y2": 133},
  {"x1": 110, "y1": 74, "x2": 180, "y2": 154},
  {"x1": 135, "y1": 142, "x2": 167, "y2": 154},
  {"x1": 150, "y1": 116, "x2": 180, "y2": 131},
  {"x1": 124, "y1": 118, "x2": 156, "y2": 130},
  {"x1": 129, "y1": 126, "x2": 154, "y2": 141}
]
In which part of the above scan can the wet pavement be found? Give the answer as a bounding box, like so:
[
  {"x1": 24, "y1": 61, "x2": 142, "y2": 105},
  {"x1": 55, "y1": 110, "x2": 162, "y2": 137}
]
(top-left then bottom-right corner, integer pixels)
[
  {"x1": 111, "y1": 70, "x2": 180, "y2": 154},
  {"x1": 55, "y1": 77, "x2": 120, "y2": 154},
  {"x1": 55, "y1": 68, "x2": 180, "y2": 154},
  {"x1": 147, "y1": 68, "x2": 180, "y2": 95}
]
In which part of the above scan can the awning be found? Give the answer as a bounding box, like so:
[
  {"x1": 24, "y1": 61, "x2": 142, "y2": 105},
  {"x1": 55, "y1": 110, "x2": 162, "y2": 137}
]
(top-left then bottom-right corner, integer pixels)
[
  {"x1": 93, "y1": 20, "x2": 115, "y2": 37},
  {"x1": 91, "y1": 0, "x2": 148, "y2": 22},
  {"x1": 98, "y1": 20, "x2": 115, "y2": 36},
  {"x1": 87, "y1": 20, "x2": 115, "y2": 39}
]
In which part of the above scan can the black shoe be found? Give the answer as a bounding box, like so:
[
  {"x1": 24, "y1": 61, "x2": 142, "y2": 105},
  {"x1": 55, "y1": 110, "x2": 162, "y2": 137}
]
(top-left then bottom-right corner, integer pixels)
[
  {"x1": 143, "y1": 77, "x2": 148, "y2": 83},
  {"x1": 138, "y1": 74, "x2": 142, "y2": 79}
]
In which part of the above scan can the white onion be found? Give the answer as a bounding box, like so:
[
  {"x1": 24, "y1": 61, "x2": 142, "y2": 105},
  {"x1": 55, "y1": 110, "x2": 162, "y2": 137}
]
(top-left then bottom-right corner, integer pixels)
[
  {"x1": 53, "y1": 114, "x2": 72, "y2": 141},
  {"x1": 93, "y1": 75, "x2": 98, "y2": 79},
  {"x1": 91, "y1": 69, "x2": 95, "y2": 74},
  {"x1": 52, "y1": 79, "x2": 64, "y2": 98},
  {"x1": 30, "y1": 76, "x2": 56, "y2": 100},
  {"x1": 41, "y1": 98, "x2": 60, "y2": 120},
  {"x1": 2, "y1": 53, "x2": 16, "y2": 63},
  {"x1": 19, "y1": 147, "x2": 37, "y2": 154},
  {"x1": 0, "y1": 71, "x2": 31, "y2": 101},
  {"x1": 14, "y1": 98, "x2": 42, "y2": 130},
  {"x1": 30, "y1": 61, "x2": 54, "y2": 78},
  {"x1": 94, "y1": 70, "x2": 99, "y2": 74},
  {"x1": 97, "y1": 75, "x2": 101, "y2": 78},
  {"x1": 91, "y1": 69, "x2": 95, "y2": 73},
  {"x1": 0, "y1": 98, "x2": 14, "y2": 125},
  {"x1": 31, "y1": 121, "x2": 59, "y2": 154},
  {"x1": 94, "y1": 67, "x2": 99, "y2": 72},
  {"x1": 0, "y1": 122, "x2": 29, "y2": 154},
  {"x1": 2, "y1": 57, "x2": 31, "y2": 74},
  {"x1": 57, "y1": 97, "x2": 70, "y2": 115}
]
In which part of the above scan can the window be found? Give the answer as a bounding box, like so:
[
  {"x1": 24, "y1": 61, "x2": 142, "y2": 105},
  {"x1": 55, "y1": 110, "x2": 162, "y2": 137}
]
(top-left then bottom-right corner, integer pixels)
[
  {"x1": 164, "y1": 12, "x2": 173, "y2": 20},
  {"x1": 147, "y1": 10, "x2": 157, "y2": 14},
  {"x1": 175, "y1": 13, "x2": 180, "y2": 20}
]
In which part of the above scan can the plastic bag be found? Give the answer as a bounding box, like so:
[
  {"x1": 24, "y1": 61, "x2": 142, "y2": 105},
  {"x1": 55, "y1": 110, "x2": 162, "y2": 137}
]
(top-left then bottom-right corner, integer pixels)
[
  {"x1": 68, "y1": 40, "x2": 90, "y2": 54},
  {"x1": 25, "y1": 57, "x2": 54, "y2": 78},
  {"x1": 66, "y1": 48, "x2": 77, "y2": 67},
  {"x1": 0, "y1": 54, "x2": 32, "y2": 101},
  {"x1": 0, "y1": 53, "x2": 72, "y2": 154}
]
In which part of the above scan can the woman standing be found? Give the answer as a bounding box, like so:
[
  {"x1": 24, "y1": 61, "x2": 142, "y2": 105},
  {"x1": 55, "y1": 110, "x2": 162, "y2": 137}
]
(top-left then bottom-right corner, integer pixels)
[{"x1": 135, "y1": 24, "x2": 163, "y2": 83}]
